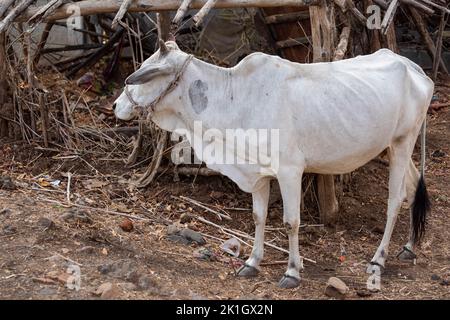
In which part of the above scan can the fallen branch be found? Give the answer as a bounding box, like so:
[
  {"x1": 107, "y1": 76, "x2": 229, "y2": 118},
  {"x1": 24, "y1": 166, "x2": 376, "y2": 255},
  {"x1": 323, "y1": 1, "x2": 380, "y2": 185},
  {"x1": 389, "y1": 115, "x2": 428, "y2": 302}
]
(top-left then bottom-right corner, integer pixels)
[
  {"x1": 27, "y1": 0, "x2": 70, "y2": 28},
  {"x1": 194, "y1": 215, "x2": 317, "y2": 264},
  {"x1": 419, "y1": 0, "x2": 450, "y2": 14},
  {"x1": 399, "y1": 0, "x2": 434, "y2": 15},
  {"x1": 175, "y1": 195, "x2": 232, "y2": 221}
]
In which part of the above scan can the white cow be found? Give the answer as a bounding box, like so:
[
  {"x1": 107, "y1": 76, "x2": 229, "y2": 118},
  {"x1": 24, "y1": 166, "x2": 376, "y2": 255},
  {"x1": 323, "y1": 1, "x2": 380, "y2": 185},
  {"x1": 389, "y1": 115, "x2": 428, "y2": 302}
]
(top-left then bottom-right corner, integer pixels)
[{"x1": 114, "y1": 41, "x2": 433, "y2": 288}]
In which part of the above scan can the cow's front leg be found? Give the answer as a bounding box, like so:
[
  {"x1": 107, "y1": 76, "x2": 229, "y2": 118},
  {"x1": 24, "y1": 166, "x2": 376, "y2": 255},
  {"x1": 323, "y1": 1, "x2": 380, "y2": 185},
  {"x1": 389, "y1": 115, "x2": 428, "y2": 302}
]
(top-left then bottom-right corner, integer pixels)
[
  {"x1": 237, "y1": 179, "x2": 270, "y2": 277},
  {"x1": 277, "y1": 168, "x2": 303, "y2": 289}
]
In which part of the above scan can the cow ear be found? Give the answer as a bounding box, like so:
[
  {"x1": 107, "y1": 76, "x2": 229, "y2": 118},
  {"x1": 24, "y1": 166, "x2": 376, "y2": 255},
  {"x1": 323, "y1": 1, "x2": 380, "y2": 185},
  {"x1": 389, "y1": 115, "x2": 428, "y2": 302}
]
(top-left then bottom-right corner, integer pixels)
[{"x1": 125, "y1": 63, "x2": 173, "y2": 85}]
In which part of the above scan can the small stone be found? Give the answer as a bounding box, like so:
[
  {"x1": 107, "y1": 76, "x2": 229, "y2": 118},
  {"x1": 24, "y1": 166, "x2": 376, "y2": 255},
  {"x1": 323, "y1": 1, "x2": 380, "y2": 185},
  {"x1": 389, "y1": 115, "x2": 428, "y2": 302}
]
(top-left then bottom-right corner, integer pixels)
[
  {"x1": 180, "y1": 213, "x2": 193, "y2": 224},
  {"x1": 325, "y1": 277, "x2": 349, "y2": 299},
  {"x1": 356, "y1": 289, "x2": 373, "y2": 298},
  {"x1": 179, "y1": 228, "x2": 206, "y2": 245},
  {"x1": 431, "y1": 274, "x2": 441, "y2": 281},
  {"x1": 119, "y1": 218, "x2": 134, "y2": 232},
  {"x1": 2, "y1": 225, "x2": 16, "y2": 235},
  {"x1": 118, "y1": 282, "x2": 137, "y2": 291},
  {"x1": 95, "y1": 282, "x2": 122, "y2": 299},
  {"x1": 0, "y1": 208, "x2": 12, "y2": 215},
  {"x1": 0, "y1": 175, "x2": 16, "y2": 190},
  {"x1": 167, "y1": 224, "x2": 179, "y2": 235},
  {"x1": 38, "y1": 217, "x2": 55, "y2": 229},
  {"x1": 38, "y1": 287, "x2": 57, "y2": 296}
]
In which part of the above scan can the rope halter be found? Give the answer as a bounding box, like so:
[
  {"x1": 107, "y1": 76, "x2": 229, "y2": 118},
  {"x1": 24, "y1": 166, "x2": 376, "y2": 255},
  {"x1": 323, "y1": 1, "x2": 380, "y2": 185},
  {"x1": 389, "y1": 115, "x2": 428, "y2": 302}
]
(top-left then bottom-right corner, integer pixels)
[{"x1": 124, "y1": 54, "x2": 194, "y2": 120}]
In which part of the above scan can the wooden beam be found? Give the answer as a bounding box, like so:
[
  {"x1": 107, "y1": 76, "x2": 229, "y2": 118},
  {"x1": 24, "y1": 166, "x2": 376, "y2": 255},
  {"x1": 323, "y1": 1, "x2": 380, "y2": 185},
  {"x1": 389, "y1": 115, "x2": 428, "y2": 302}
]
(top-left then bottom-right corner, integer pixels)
[
  {"x1": 193, "y1": 0, "x2": 219, "y2": 27},
  {"x1": 18, "y1": 0, "x2": 320, "y2": 22},
  {"x1": 172, "y1": 0, "x2": 194, "y2": 26},
  {"x1": 111, "y1": 0, "x2": 134, "y2": 30},
  {"x1": 264, "y1": 11, "x2": 310, "y2": 24}
]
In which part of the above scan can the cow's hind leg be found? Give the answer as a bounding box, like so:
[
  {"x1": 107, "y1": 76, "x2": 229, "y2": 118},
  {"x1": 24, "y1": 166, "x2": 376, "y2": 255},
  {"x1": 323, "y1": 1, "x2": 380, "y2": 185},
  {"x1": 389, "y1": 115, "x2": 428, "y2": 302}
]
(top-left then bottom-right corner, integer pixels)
[
  {"x1": 367, "y1": 141, "x2": 411, "y2": 278},
  {"x1": 397, "y1": 159, "x2": 420, "y2": 261},
  {"x1": 277, "y1": 167, "x2": 303, "y2": 289},
  {"x1": 397, "y1": 158, "x2": 431, "y2": 261},
  {"x1": 237, "y1": 179, "x2": 270, "y2": 277}
]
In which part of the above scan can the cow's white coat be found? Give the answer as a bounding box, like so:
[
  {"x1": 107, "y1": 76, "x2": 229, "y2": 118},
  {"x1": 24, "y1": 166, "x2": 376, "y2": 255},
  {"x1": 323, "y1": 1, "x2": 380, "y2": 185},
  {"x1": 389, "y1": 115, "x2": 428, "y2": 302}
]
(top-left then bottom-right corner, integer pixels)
[{"x1": 114, "y1": 42, "x2": 434, "y2": 288}]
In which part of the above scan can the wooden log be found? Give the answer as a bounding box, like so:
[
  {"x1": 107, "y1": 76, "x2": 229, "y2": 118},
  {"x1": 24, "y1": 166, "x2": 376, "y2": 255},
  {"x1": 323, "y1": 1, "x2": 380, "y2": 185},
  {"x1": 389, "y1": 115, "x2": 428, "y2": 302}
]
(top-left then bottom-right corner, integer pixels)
[
  {"x1": 0, "y1": 0, "x2": 35, "y2": 33},
  {"x1": 399, "y1": 0, "x2": 434, "y2": 15},
  {"x1": 19, "y1": 0, "x2": 320, "y2": 22},
  {"x1": 381, "y1": 0, "x2": 398, "y2": 35},
  {"x1": 193, "y1": 0, "x2": 219, "y2": 27},
  {"x1": 111, "y1": 0, "x2": 134, "y2": 30},
  {"x1": 0, "y1": 0, "x2": 16, "y2": 18},
  {"x1": 333, "y1": 26, "x2": 350, "y2": 61},
  {"x1": 157, "y1": 12, "x2": 172, "y2": 41},
  {"x1": 264, "y1": 11, "x2": 310, "y2": 24},
  {"x1": 172, "y1": 0, "x2": 194, "y2": 26},
  {"x1": 410, "y1": 7, "x2": 448, "y2": 74}
]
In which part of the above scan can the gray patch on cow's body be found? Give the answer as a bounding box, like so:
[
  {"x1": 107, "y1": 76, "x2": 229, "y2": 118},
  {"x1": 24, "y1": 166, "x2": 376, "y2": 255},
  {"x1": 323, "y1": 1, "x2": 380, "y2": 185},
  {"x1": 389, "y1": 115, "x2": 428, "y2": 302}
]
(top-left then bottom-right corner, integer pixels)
[{"x1": 188, "y1": 80, "x2": 208, "y2": 114}]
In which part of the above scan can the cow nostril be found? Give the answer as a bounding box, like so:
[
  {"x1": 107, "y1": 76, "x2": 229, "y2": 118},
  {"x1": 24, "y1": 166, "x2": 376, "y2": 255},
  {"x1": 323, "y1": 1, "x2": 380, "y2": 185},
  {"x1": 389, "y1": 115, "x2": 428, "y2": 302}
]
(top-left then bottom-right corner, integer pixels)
[{"x1": 112, "y1": 103, "x2": 116, "y2": 111}]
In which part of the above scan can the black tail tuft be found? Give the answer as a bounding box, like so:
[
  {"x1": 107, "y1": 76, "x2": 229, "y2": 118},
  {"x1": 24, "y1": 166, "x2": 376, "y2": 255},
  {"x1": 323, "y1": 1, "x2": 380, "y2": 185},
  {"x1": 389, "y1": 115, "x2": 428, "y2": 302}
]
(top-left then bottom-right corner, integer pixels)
[{"x1": 412, "y1": 175, "x2": 431, "y2": 244}]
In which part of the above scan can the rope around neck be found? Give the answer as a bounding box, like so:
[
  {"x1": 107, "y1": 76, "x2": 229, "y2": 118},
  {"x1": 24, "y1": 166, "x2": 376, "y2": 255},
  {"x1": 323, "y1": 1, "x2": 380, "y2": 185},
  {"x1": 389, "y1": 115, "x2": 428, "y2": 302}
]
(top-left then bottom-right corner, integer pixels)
[{"x1": 124, "y1": 54, "x2": 194, "y2": 120}]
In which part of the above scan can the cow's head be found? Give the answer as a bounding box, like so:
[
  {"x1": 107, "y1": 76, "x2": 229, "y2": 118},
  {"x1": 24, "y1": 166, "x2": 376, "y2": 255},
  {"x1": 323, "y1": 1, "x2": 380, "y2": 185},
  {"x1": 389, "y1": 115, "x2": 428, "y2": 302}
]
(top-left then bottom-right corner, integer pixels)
[{"x1": 113, "y1": 40, "x2": 188, "y2": 121}]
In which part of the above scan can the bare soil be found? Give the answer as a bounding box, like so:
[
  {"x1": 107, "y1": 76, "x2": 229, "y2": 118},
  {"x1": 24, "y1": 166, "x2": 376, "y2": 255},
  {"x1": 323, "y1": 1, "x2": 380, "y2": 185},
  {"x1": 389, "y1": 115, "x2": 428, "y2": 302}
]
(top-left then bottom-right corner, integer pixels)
[{"x1": 0, "y1": 105, "x2": 449, "y2": 300}]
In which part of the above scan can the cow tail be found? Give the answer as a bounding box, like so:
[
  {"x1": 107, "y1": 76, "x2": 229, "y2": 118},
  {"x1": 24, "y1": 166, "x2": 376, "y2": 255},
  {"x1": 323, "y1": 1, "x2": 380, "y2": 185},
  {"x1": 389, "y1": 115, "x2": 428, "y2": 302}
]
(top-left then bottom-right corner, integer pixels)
[{"x1": 412, "y1": 120, "x2": 431, "y2": 244}]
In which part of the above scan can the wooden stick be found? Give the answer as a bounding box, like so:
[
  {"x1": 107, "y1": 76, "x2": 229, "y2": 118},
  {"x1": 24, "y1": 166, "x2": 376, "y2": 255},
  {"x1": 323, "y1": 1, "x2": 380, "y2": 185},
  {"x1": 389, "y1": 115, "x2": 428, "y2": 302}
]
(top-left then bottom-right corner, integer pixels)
[
  {"x1": 432, "y1": 12, "x2": 448, "y2": 81},
  {"x1": 399, "y1": 0, "x2": 434, "y2": 15},
  {"x1": 194, "y1": 215, "x2": 317, "y2": 264},
  {"x1": 193, "y1": 0, "x2": 219, "y2": 27},
  {"x1": 33, "y1": 23, "x2": 54, "y2": 66},
  {"x1": 111, "y1": 0, "x2": 134, "y2": 30},
  {"x1": 66, "y1": 171, "x2": 72, "y2": 205},
  {"x1": 175, "y1": 195, "x2": 232, "y2": 221},
  {"x1": 0, "y1": 0, "x2": 35, "y2": 33},
  {"x1": 419, "y1": 0, "x2": 450, "y2": 14},
  {"x1": 172, "y1": 0, "x2": 194, "y2": 26},
  {"x1": 264, "y1": 11, "x2": 310, "y2": 24},
  {"x1": 27, "y1": 0, "x2": 69, "y2": 27},
  {"x1": 410, "y1": 7, "x2": 448, "y2": 74},
  {"x1": 67, "y1": 27, "x2": 125, "y2": 78},
  {"x1": 0, "y1": 0, "x2": 16, "y2": 19},
  {"x1": 41, "y1": 43, "x2": 103, "y2": 54},
  {"x1": 19, "y1": 0, "x2": 319, "y2": 22},
  {"x1": 381, "y1": 0, "x2": 398, "y2": 35}
]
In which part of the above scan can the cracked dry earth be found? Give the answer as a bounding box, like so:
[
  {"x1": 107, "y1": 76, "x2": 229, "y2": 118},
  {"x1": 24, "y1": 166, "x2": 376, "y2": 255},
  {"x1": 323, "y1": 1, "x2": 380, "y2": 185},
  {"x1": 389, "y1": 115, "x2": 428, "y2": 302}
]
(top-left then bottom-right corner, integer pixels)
[{"x1": 0, "y1": 108, "x2": 449, "y2": 300}]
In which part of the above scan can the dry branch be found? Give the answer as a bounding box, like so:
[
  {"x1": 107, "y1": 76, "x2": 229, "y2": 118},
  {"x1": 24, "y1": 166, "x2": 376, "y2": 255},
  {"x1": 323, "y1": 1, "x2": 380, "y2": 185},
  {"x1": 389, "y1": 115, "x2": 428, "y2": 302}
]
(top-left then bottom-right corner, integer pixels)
[
  {"x1": 172, "y1": 0, "x2": 194, "y2": 26},
  {"x1": 27, "y1": 0, "x2": 69, "y2": 27},
  {"x1": 419, "y1": 0, "x2": 450, "y2": 14},
  {"x1": 0, "y1": 0, "x2": 35, "y2": 33},
  {"x1": 400, "y1": 0, "x2": 434, "y2": 15},
  {"x1": 193, "y1": 0, "x2": 219, "y2": 27},
  {"x1": 111, "y1": 0, "x2": 134, "y2": 30},
  {"x1": 333, "y1": 26, "x2": 351, "y2": 61},
  {"x1": 0, "y1": 0, "x2": 16, "y2": 18}
]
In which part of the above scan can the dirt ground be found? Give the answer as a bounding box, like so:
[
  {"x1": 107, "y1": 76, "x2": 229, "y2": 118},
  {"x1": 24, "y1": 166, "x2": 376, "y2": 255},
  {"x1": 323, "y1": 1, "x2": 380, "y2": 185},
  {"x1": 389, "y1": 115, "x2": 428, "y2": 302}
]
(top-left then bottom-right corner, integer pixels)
[{"x1": 0, "y1": 101, "x2": 449, "y2": 300}]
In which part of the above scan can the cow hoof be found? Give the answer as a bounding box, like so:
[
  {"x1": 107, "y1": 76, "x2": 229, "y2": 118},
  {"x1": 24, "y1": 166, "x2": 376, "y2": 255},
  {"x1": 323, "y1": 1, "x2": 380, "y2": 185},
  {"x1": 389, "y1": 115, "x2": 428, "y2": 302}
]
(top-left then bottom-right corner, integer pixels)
[
  {"x1": 366, "y1": 262, "x2": 384, "y2": 275},
  {"x1": 236, "y1": 264, "x2": 259, "y2": 277},
  {"x1": 278, "y1": 275, "x2": 300, "y2": 289},
  {"x1": 397, "y1": 247, "x2": 417, "y2": 261}
]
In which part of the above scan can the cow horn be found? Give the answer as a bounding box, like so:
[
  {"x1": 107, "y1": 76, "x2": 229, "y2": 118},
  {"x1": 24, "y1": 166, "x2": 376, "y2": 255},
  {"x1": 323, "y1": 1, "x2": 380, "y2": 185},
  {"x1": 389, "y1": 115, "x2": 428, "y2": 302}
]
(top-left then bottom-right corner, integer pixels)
[{"x1": 159, "y1": 39, "x2": 168, "y2": 54}]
